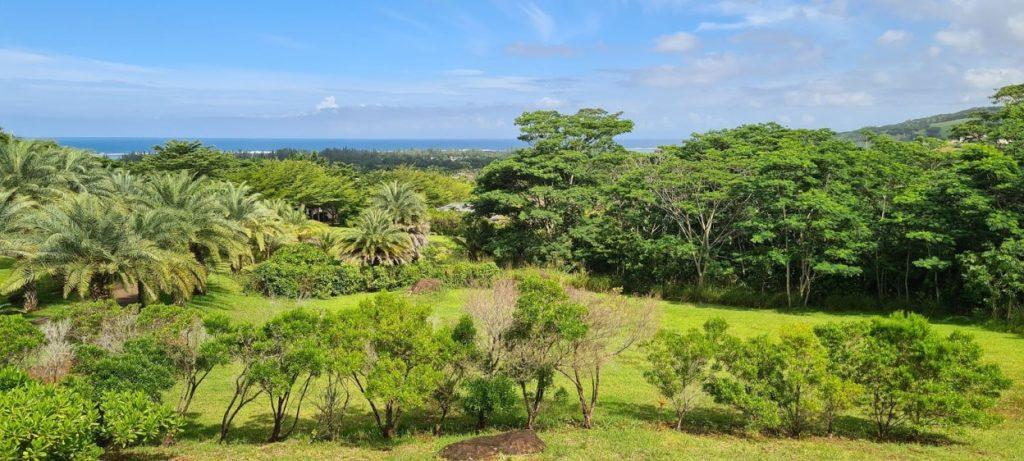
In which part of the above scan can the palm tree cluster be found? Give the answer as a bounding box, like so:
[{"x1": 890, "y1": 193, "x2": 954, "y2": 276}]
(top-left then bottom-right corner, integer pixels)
[
  {"x1": 0, "y1": 135, "x2": 315, "y2": 309},
  {"x1": 338, "y1": 181, "x2": 430, "y2": 266}
]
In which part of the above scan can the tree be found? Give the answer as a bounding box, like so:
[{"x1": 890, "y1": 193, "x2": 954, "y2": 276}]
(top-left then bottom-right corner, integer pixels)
[
  {"x1": 349, "y1": 292, "x2": 444, "y2": 439},
  {"x1": 501, "y1": 274, "x2": 587, "y2": 429},
  {"x1": 429, "y1": 315, "x2": 477, "y2": 434},
  {"x1": 136, "y1": 305, "x2": 230, "y2": 415},
  {"x1": 250, "y1": 309, "x2": 326, "y2": 442},
  {"x1": 371, "y1": 181, "x2": 430, "y2": 259},
  {"x1": 558, "y1": 288, "x2": 657, "y2": 428},
  {"x1": 228, "y1": 158, "x2": 361, "y2": 223},
  {"x1": 642, "y1": 149, "x2": 751, "y2": 288},
  {"x1": 219, "y1": 324, "x2": 264, "y2": 442},
  {"x1": 471, "y1": 109, "x2": 633, "y2": 266},
  {"x1": 129, "y1": 140, "x2": 241, "y2": 179},
  {"x1": 339, "y1": 208, "x2": 414, "y2": 266},
  {"x1": 706, "y1": 328, "x2": 835, "y2": 436},
  {"x1": 642, "y1": 318, "x2": 733, "y2": 430}
]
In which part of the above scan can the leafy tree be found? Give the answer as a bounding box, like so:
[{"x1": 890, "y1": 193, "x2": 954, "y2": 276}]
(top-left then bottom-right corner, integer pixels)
[
  {"x1": 461, "y1": 375, "x2": 518, "y2": 431},
  {"x1": 642, "y1": 318, "x2": 733, "y2": 430},
  {"x1": 368, "y1": 166, "x2": 473, "y2": 207},
  {"x1": 430, "y1": 315, "x2": 477, "y2": 434},
  {"x1": 129, "y1": 140, "x2": 241, "y2": 179},
  {"x1": 229, "y1": 158, "x2": 361, "y2": 223},
  {"x1": 706, "y1": 328, "x2": 835, "y2": 436},
  {"x1": 501, "y1": 274, "x2": 588, "y2": 429},
  {"x1": 471, "y1": 109, "x2": 633, "y2": 266},
  {"x1": 251, "y1": 309, "x2": 326, "y2": 442},
  {"x1": 219, "y1": 324, "x2": 264, "y2": 442},
  {"x1": 348, "y1": 292, "x2": 444, "y2": 439}
]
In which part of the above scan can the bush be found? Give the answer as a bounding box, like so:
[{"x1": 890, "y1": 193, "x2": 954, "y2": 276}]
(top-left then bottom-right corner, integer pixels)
[
  {"x1": 73, "y1": 338, "x2": 176, "y2": 402},
  {"x1": 428, "y1": 209, "x2": 463, "y2": 236},
  {"x1": 0, "y1": 315, "x2": 44, "y2": 366},
  {"x1": 0, "y1": 366, "x2": 32, "y2": 391},
  {"x1": 247, "y1": 244, "x2": 340, "y2": 298},
  {"x1": 334, "y1": 263, "x2": 366, "y2": 295},
  {"x1": 52, "y1": 300, "x2": 134, "y2": 344},
  {"x1": 461, "y1": 375, "x2": 518, "y2": 430},
  {"x1": 0, "y1": 383, "x2": 102, "y2": 460},
  {"x1": 98, "y1": 390, "x2": 180, "y2": 448},
  {"x1": 814, "y1": 312, "x2": 1012, "y2": 439}
]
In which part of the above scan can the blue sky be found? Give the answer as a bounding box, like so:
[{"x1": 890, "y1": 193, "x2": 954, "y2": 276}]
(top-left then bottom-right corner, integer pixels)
[{"x1": 1, "y1": 0, "x2": 1022, "y2": 138}]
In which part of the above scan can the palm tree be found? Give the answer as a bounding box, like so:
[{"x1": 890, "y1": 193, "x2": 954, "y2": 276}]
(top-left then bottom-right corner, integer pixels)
[
  {"x1": 370, "y1": 181, "x2": 430, "y2": 259},
  {"x1": 143, "y1": 172, "x2": 245, "y2": 270},
  {"x1": 215, "y1": 183, "x2": 285, "y2": 266},
  {"x1": 338, "y1": 208, "x2": 414, "y2": 266},
  {"x1": 0, "y1": 188, "x2": 37, "y2": 310},
  {"x1": 3, "y1": 194, "x2": 165, "y2": 300}
]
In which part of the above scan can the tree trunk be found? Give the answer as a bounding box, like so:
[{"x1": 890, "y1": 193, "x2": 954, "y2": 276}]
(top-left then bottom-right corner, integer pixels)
[{"x1": 22, "y1": 279, "x2": 38, "y2": 311}]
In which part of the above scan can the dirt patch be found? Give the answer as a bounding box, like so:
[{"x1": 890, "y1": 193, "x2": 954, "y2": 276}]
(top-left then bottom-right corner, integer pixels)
[{"x1": 440, "y1": 430, "x2": 545, "y2": 460}]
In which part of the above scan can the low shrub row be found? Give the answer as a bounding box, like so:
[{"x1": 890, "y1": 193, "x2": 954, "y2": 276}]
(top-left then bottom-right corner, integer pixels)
[
  {"x1": 643, "y1": 312, "x2": 1011, "y2": 439},
  {"x1": 246, "y1": 243, "x2": 500, "y2": 298}
]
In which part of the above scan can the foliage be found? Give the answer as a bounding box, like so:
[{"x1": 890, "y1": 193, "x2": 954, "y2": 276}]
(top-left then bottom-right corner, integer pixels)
[
  {"x1": 0, "y1": 315, "x2": 44, "y2": 366},
  {"x1": 73, "y1": 338, "x2": 176, "y2": 401},
  {"x1": 348, "y1": 292, "x2": 445, "y2": 438},
  {"x1": 0, "y1": 383, "x2": 102, "y2": 460},
  {"x1": 98, "y1": 390, "x2": 181, "y2": 448},
  {"x1": 461, "y1": 375, "x2": 518, "y2": 430},
  {"x1": 247, "y1": 244, "x2": 342, "y2": 298},
  {"x1": 367, "y1": 166, "x2": 473, "y2": 207},
  {"x1": 228, "y1": 158, "x2": 361, "y2": 223},
  {"x1": 814, "y1": 312, "x2": 1011, "y2": 438},
  {"x1": 127, "y1": 140, "x2": 242, "y2": 179},
  {"x1": 642, "y1": 318, "x2": 733, "y2": 430}
]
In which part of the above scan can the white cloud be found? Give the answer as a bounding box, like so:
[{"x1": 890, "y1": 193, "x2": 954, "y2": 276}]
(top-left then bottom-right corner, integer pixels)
[
  {"x1": 519, "y1": 2, "x2": 555, "y2": 41},
  {"x1": 653, "y1": 32, "x2": 699, "y2": 53},
  {"x1": 927, "y1": 46, "x2": 942, "y2": 57},
  {"x1": 505, "y1": 42, "x2": 578, "y2": 58},
  {"x1": 535, "y1": 97, "x2": 565, "y2": 109},
  {"x1": 1009, "y1": 14, "x2": 1024, "y2": 39},
  {"x1": 315, "y1": 96, "x2": 339, "y2": 112},
  {"x1": 635, "y1": 54, "x2": 740, "y2": 87},
  {"x1": 964, "y1": 68, "x2": 1024, "y2": 89},
  {"x1": 784, "y1": 81, "x2": 875, "y2": 107},
  {"x1": 877, "y1": 29, "x2": 910, "y2": 45},
  {"x1": 934, "y1": 28, "x2": 983, "y2": 52}
]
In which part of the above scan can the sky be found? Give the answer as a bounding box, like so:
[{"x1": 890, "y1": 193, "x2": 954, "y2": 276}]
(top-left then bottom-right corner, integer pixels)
[{"x1": 0, "y1": 0, "x2": 1022, "y2": 139}]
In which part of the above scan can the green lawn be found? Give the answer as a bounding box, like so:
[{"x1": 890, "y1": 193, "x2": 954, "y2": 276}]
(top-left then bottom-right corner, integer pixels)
[{"x1": 80, "y1": 274, "x2": 1023, "y2": 460}]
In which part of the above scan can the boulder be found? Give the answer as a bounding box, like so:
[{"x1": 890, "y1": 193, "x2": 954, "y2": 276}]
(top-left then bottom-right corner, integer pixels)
[{"x1": 439, "y1": 429, "x2": 546, "y2": 460}]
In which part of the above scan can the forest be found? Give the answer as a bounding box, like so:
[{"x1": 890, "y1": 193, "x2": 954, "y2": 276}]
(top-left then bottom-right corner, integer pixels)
[{"x1": 0, "y1": 83, "x2": 1022, "y2": 460}]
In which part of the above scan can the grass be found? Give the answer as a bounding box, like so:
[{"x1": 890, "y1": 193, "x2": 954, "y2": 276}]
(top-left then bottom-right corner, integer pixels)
[{"x1": 6, "y1": 269, "x2": 1023, "y2": 460}]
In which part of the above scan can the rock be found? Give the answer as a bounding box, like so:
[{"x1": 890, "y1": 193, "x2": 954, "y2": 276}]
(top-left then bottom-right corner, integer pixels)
[{"x1": 439, "y1": 429, "x2": 546, "y2": 460}]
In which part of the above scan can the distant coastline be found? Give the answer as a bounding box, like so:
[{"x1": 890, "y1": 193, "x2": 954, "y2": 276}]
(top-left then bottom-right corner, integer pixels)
[{"x1": 40, "y1": 137, "x2": 677, "y2": 156}]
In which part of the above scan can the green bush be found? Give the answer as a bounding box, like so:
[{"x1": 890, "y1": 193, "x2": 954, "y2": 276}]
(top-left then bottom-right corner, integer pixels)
[
  {"x1": 0, "y1": 383, "x2": 103, "y2": 460},
  {"x1": 98, "y1": 390, "x2": 180, "y2": 448},
  {"x1": 428, "y1": 209, "x2": 463, "y2": 236},
  {"x1": 73, "y1": 338, "x2": 176, "y2": 402},
  {"x1": 247, "y1": 244, "x2": 340, "y2": 298},
  {"x1": 0, "y1": 366, "x2": 32, "y2": 391},
  {"x1": 0, "y1": 315, "x2": 44, "y2": 366},
  {"x1": 334, "y1": 263, "x2": 366, "y2": 295}
]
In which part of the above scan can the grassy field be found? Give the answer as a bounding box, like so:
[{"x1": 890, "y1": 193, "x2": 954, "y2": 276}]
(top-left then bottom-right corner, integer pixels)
[
  {"x1": 75, "y1": 273, "x2": 1017, "y2": 460},
  {"x1": 4, "y1": 267, "x2": 1022, "y2": 460}
]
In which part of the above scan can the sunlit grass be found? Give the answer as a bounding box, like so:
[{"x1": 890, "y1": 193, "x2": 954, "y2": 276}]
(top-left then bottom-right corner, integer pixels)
[{"x1": 97, "y1": 275, "x2": 1024, "y2": 460}]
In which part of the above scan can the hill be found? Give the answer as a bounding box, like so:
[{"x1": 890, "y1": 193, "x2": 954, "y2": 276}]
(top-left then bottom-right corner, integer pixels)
[{"x1": 839, "y1": 106, "x2": 999, "y2": 142}]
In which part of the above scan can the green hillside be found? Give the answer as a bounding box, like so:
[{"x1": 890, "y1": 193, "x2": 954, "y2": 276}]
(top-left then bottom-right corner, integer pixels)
[{"x1": 839, "y1": 106, "x2": 999, "y2": 142}]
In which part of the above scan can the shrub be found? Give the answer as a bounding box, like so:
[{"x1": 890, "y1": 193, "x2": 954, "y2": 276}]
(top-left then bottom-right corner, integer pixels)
[
  {"x1": 461, "y1": 375, "x2": 518, "y2": 430},
  {"x1": 814, "y1": 312, "x2": 1012, "y2": 439},
  {"x1": 73, "y1": 338, "x2": 176, "y2": 401},
  {"x1": 642, "y1": 318, "x2": 734, "y2": 430},
  {"x1": 706, "y1": 328, "x2": 838, "y2": 436},
  {"x1": 98, "y1": 390, "x2": 181, "y2": 448},
  {"x1": 0, "y1": 383, "x2": 102, "y2": 460},
  {"x1": 247, "y1": 244, "x2": 340, "y2": 298},
  {"x1": 0, "y1": 366, "x2": 31, "y2": 391},
  {"x1": 0, "y1": 315, "x2": 44, "y2": 366},
  {"x1": 428, "y1": 209, "x2": 463, "y2": 236},
  {"x1": 334, "y1": 263, "x2": 365, "y2": 295},
  {"x1": 51, "y1": 300, "x2": 132, "y2": 344}
]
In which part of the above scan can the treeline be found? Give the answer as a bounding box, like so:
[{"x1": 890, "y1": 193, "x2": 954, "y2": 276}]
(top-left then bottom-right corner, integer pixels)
[
  {"x1": 468, "y1": 85, "x2": 1024, "y2": 321},
  {"x1": 117, "y1": 141, "x2": 476, "y2": 225}
]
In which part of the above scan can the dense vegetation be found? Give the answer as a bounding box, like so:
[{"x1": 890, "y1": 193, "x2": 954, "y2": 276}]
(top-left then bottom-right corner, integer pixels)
[
  {"x1": 0, "y1": 83, "x2": 1021, "y2": 460},
  {"x1": 470, "y1": 85, "x2": 1024, "y2": 324}
]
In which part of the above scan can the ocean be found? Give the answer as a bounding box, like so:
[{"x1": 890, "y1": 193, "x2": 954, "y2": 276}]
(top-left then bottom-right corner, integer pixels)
[{"x1": 45, "y1": 137, "x2": 678, "y2": 155}]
